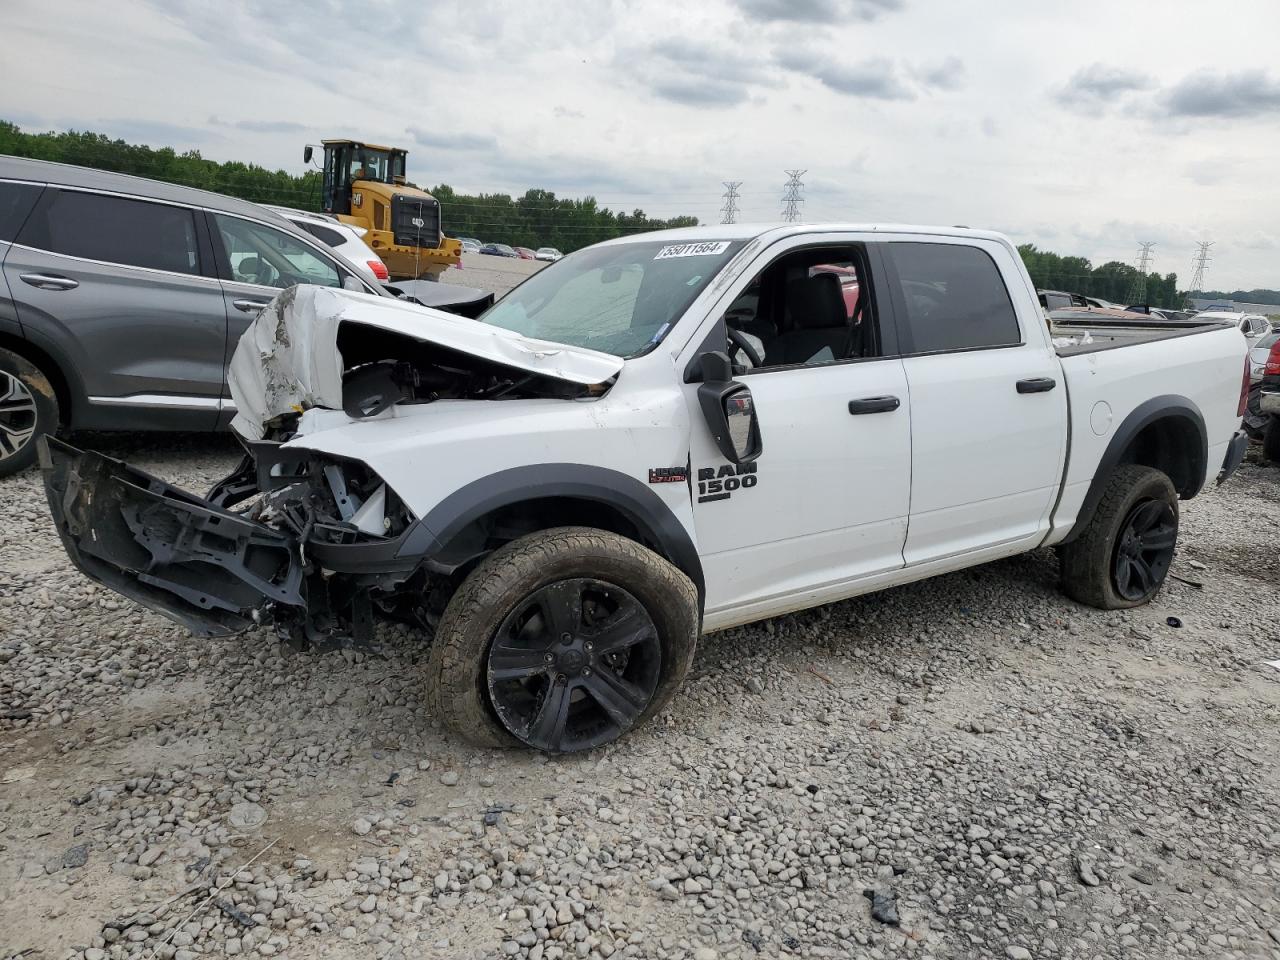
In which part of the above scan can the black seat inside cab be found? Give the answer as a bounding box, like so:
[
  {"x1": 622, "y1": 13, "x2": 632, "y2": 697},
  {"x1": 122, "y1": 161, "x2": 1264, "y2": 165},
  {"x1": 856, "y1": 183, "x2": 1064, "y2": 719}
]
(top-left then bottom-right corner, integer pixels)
[{"x1": 768, "y1": 273, "x2": 850, "y2": 366}]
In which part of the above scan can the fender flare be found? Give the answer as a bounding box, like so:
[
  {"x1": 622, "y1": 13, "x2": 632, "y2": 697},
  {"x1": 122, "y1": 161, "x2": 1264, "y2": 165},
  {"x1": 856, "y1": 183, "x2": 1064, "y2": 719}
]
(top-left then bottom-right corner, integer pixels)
[
  {"x1": 1060, "y1": 394, "x2": 1206, "y2": 544},
  {"x1": 396, "y1": 463, "x2": 705, "y2": 603}
]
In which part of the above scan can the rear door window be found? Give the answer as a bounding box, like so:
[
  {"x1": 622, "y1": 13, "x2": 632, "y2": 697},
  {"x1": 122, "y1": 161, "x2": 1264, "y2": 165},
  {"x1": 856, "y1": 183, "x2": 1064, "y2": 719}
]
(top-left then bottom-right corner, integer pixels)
[
  {"x1": 886, "y1": 242, "x2": 1021, "y2": 353},
  {"x1": 18, "y1": 189, "x2": 200, "y2": 275},
  {"x1": 0, "y1": 181, "x2": 43, "y2": 242}
]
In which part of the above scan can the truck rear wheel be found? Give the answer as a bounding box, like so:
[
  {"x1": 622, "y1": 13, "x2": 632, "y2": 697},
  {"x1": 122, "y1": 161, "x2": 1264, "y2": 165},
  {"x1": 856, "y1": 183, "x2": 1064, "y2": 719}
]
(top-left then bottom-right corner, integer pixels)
[
  {"x1": 1057, "y1": 465, "x2": 1179, "y2": 610},
  {"x1": 1263, "y1": 415, "x2": 1280, "y2": 463},
  {"x1": 425, "y1": 527, "x2": 700, "y2": 753},
  {"x1": 0, "y1": 347, "x2": 59, "y2": 479}
]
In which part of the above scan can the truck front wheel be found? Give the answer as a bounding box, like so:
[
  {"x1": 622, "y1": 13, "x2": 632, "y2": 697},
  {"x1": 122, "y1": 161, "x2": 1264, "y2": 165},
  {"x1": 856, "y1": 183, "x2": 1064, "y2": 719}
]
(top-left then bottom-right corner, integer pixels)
[
  {"x1": 1058, "y1": 465, "x2": 1179, "y2": 610},
  {"x1": 425, "y1": 527, "x2": 700, "y2": 753}
]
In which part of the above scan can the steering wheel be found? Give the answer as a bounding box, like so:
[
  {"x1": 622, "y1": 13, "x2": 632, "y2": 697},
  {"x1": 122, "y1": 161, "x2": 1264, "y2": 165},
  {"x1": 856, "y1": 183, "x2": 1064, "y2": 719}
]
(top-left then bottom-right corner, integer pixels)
[{"x1": 728, "y1": 327, "x2": 763, "y2": 369}]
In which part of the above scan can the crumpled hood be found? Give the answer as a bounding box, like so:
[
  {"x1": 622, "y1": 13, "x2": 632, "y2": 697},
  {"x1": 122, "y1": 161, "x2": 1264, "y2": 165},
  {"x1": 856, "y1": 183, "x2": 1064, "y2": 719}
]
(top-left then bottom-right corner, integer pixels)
[{"x1": 228, "y1": 285, "x2": 623, "y2": 440}]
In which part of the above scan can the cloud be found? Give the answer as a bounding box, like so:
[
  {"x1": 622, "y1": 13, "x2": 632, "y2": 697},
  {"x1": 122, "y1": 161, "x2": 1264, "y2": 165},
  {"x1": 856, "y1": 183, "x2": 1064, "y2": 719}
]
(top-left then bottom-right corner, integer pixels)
[
  {"x1": 405, "y1": 127, "x2": 498, "y2": 152},
  {"x1": 776, "y1": 52, "x2": 915, "y2": 100},
  {"x1": 918, "y1": 56, "x2": 965, "y2": 91},
  {"x1": 209, "y1": 115, "x2": 309, "y2": 134},
  {"x1": 618, "y1": 37, "x2": 764, "y2": 108},
  {"x1": 733, "y1": 0, "x2": 904, "y2": 23},
  {"x1": 1054, "y1": 64, "x2": 1152, "y2": 109},
  {"x1": 1159, "y1": 69, "x2": 1280, "y2": 118}
]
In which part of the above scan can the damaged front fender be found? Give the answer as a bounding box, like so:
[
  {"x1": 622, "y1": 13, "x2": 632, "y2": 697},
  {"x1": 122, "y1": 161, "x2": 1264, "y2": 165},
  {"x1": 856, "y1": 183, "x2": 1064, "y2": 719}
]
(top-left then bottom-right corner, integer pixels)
[{"x1": 39, "y1": 437, "x2": 305, "y2": 637}]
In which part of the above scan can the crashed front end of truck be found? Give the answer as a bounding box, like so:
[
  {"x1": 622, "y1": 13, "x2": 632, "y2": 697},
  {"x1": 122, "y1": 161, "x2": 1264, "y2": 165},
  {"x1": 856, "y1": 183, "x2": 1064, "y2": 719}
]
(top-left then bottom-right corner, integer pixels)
[{"x1": 40, "y1": 285, "x2": 620, "y2": 649}]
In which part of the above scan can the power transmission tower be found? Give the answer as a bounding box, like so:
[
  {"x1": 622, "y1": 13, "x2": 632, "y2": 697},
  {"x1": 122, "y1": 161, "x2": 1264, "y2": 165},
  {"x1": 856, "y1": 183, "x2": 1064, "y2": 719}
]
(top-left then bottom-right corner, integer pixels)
[
  {"x1": 720, "y1": 181, "x2": 742, "y2": 225},
  {"x1": 781, "y1": 169, "x2": 806, "y2": 222},
  {"x1": 1124, "y1": 241, "x2": 1156, "y2": 305},
  {"x1": 1185, "y1": 240, "x2": 1213, "y2": 307}
]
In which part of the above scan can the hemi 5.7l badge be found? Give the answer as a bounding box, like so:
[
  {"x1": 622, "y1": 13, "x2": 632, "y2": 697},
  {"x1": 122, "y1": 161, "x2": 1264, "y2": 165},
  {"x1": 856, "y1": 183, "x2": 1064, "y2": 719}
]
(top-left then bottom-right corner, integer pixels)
[
  {"x1": 697, "y1": 463, "x2": 758, "y2": 503},
  {"x1": 649, "y1": 467, "x2": 688, "y2": 484}
]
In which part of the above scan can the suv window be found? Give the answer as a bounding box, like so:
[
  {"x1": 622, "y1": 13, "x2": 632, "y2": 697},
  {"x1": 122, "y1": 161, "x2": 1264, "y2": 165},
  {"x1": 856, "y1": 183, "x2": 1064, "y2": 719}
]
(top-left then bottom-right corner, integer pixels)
[
  {"x1": 887, "y1": 242, "x2": 1021, "y2": 353},
  {"x1": 20, "y1": 189, "x2": 200, "y2": 275},
  {"x1": 214, "y1": 214, "x2": 340, "y2": 289},
  {"x1": 0, "y1": 181, "x2": 42, "y2": 243},
  {"x1": 296, "y1": 221, "x2": 345, "y2": 249}
]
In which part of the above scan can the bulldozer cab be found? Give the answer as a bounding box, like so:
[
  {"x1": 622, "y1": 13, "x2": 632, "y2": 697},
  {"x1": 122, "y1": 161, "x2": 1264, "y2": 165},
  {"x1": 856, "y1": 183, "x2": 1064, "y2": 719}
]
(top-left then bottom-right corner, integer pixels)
[{"x1": 319, "y1": 140, "x2": 407, "y2": 215}]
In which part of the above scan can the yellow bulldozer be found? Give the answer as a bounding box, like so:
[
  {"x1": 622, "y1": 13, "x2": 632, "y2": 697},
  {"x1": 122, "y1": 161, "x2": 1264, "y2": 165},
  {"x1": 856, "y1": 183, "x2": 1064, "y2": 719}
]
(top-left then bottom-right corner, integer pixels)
[{"x1": 304, "y1": 139, "x2": 462, "y2": 281}]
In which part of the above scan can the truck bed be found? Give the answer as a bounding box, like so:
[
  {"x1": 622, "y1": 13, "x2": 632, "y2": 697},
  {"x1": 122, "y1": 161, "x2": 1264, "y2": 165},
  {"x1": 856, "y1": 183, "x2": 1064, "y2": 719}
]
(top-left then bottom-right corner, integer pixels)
[{"x1": 1050, "y1": 317, "x2": 1236, "y2": 357}]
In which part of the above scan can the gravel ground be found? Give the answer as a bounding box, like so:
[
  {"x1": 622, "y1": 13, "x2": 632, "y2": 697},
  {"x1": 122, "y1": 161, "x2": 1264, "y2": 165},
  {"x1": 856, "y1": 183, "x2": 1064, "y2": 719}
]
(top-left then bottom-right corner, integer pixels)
[{"x1": 1, "y1": 260, "x2": 1278, "y2": 960}]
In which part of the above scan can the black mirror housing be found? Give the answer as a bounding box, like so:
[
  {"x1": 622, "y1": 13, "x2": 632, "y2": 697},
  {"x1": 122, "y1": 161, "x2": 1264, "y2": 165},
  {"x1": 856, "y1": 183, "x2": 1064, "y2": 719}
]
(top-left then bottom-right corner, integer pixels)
[
  {"x1": 303, "y1": 145, "x2": 314, "y2": 164},
  {"x1": 696, "y1": 352, "x2": 762, "y2": 464}
]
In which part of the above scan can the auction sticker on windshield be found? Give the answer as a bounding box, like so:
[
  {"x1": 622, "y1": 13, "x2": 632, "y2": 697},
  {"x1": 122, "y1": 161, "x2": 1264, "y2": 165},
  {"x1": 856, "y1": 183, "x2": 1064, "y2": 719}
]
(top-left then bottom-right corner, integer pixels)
[{"x1": 654, "y1": 241, "x2": 732, "y2": 259}]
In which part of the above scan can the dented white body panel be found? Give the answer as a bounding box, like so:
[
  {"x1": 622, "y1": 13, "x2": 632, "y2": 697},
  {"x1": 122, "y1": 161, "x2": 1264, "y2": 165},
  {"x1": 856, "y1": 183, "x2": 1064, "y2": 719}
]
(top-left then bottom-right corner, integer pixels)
[{"x1": 228, "y1": 285, "x2": 624, "y2": 439}]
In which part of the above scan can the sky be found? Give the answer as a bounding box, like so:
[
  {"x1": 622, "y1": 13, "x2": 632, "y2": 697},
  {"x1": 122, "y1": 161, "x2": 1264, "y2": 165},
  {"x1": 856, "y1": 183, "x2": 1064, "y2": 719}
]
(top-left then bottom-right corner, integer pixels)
[{"x1": 3, "y1": 0, "x2": 1280, "y2": 289}]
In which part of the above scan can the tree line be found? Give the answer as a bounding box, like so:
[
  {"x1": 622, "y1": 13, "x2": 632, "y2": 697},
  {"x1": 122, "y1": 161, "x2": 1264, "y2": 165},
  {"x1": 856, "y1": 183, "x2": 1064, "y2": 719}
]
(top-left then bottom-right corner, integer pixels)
[
  {"x1": 1016, "y1": 244, "x2": 1182, "y2": 308},
  {"x1": 1193, "y1": 288, "x2": 1280, "y2": 306},
  {"x1": 0, "y1": 121, "x2": 697, "y2": 252}
]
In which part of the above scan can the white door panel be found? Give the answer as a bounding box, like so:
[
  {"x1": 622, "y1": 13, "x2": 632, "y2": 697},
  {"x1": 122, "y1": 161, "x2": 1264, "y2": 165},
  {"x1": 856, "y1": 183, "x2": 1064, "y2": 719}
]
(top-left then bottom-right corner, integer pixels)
[
  {"x1": 688, "y1": 358, "x2": 912, "y2": 613},
  {"x1": 902, "y1": 346, "x2": 1066, "y2": 563}
]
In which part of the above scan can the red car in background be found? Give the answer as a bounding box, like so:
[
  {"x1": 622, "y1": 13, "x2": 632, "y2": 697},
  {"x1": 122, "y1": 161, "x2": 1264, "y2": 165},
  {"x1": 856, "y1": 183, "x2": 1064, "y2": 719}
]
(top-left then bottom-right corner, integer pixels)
[{"x1": 514, "y1": 246, "x2": 536, "y2": 260}]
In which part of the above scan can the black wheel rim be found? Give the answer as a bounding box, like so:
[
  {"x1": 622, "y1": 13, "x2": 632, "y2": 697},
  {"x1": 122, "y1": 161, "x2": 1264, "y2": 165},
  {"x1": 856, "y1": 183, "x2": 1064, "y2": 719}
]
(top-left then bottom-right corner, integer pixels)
[
  {"x1": 485, "y1": 578, "x2": 662, "y2": 753},
  {"x1": 0, "y1": 370, "x2": 38, "y2": 460},
  {"x1": 1112, "y1": 498, "x2": 1177, "y2": 602}
]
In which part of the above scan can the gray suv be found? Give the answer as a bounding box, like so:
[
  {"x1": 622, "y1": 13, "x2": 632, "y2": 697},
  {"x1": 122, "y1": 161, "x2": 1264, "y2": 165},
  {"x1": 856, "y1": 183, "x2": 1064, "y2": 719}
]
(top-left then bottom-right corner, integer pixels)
[{"x1": 0, "y1": 157, "x2": 391, "y2": 477}]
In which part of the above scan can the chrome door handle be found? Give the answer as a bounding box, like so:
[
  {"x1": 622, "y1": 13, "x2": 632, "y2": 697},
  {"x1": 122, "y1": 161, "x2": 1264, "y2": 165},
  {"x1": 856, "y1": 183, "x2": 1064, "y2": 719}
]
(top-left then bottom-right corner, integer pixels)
[
  {"x1": 1016, "y1": 377, "x2": 1057, "y2": 394},
  {"x1": 848, "y1": 396, "x2": 901, "y2": 415},
  {"x1": 232, "y1": 299, "x2": 268, "y2": 313},
  {"x1": 20, "y1": 273, "x2": 79, "y2": 291}
]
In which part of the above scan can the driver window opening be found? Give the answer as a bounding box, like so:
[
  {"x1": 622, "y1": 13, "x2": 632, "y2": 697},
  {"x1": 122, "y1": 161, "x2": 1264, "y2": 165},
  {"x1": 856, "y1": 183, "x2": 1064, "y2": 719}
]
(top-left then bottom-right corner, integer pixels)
[{"x1": 723, "y1": 246, "x2": 878, "y2": 372}]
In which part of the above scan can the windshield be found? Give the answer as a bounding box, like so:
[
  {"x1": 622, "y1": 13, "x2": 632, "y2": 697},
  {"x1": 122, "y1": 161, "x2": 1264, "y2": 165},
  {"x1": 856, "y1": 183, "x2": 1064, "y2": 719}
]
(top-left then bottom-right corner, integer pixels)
[
  {"x1": 480, "y1": 238, "x2": 746, "y2": 358},
  {"x1": 350, "y1": 148, "x2": 394, "y2": 184}
]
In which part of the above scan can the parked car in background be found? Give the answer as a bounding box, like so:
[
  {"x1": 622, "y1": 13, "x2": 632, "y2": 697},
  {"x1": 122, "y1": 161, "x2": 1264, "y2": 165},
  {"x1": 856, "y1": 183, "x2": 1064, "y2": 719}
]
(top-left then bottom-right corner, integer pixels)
[
  {"x1": 1250, "y1": 329, "x2": 1280, "y2": 381},
  {"x1": 535, "y1": 247, "x2": 563, "y2": 262},
  {"x1": 514, "y1": 246, "x2": 535, "y2": 260},
  {"x1": 459, "y1": 237, "x2": 482, "y2": 249},
  {"x1": 1258, "y1": 336, "x2": 1280, "y2": 460},
  {"x1": 0, "y1": 156, "x2": 485, "y2": 478},
  {"x1": 460, "y1": 238, "x2": 481, "y2": 254},
  {"x1": 1195, "y1": 310, "x2": 1271, "y2": 343},
  {"x1": 1039, "y1": 289, "x2": 1089, "y2": 311},
  {"x1": 479, "y1": 243, "x2": 518, "y2": 258},
  {"x1": 266, "y1": 205, "x2": 388, "y2": 282}
]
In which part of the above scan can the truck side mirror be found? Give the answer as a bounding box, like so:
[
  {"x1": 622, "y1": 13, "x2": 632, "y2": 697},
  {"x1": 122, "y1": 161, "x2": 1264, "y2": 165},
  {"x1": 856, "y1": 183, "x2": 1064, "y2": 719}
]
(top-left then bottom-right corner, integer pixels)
[
  {"x1": 303, "y1": 145, "x2": 313, "y2": 164},
  {"x1": 696, "y1": 351, "x2": 762, "y2": 464}
]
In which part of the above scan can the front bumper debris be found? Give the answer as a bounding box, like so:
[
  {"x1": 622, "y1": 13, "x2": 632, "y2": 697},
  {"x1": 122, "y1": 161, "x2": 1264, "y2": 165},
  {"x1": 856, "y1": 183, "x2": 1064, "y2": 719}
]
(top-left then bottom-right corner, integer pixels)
[
  {"x1": 39, "y1": 437, "x2": 305, "y2": 637},
  {"x1": 1217, "y1": 429, "x2": 1249, "y2": 485}
]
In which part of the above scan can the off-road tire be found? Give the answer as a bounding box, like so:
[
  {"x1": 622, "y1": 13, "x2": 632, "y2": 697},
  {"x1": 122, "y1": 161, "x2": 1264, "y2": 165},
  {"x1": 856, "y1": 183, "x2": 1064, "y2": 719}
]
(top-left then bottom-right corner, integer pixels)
[
  {"x1": 425, "y1": 527, "x2": 700, "y2": 751},
  {"x1": 1263, "y1": 415, "x2": 1280, "y2": 463},
  {"x1": 1058, "y1": 464, "x2": 1178, "y2": 610},
  {"x1": 0, "y1": 347, "x2": 59, "y2": 479}
]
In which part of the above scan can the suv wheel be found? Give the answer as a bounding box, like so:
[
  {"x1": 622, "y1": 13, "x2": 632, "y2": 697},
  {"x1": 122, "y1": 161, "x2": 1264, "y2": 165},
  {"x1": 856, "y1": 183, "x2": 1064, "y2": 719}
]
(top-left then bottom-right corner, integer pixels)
[
  {"x1": 1057, "y1": 465, "x2": 1179, "y2": 610},
  {"x1": 1263, "y1": 415, "x2": 1280, "y2": 463},
  {"x1": 426, "y1": 527, "x2": 699, "y2": 753},
  {"x1": 0, "y1": 347, "x2": 58, "y2": 479}
]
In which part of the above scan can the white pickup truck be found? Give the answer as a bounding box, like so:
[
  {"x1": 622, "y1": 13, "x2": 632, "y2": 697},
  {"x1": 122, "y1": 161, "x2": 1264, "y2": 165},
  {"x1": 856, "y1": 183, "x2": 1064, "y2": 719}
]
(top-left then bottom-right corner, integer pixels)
[{"x1": 41, "y1": 224, "x2": 1251, "y2": 754}]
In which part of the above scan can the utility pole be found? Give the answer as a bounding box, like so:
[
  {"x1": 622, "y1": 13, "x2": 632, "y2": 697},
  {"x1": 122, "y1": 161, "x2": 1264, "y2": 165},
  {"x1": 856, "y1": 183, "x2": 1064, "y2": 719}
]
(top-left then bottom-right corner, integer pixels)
[
  {"x1": 1185, "y1": 240, "x2": 1213, "y2": 308},
  {"x1": 781, "y1": 169, "x2": 806, "y2": 222},
  {"x1": 720, "y1": 181, "x2": 742, "y2": 225},
  {"x1": 1125, "y1": 241, "x2": 1156, "y2": 305}
]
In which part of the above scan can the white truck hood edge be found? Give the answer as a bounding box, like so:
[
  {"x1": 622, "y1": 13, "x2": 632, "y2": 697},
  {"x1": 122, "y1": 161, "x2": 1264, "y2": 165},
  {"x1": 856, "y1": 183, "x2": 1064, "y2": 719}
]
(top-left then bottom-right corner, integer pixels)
[{"x1": 228, "y1": 285, "x2": 624, "y2": 440}]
